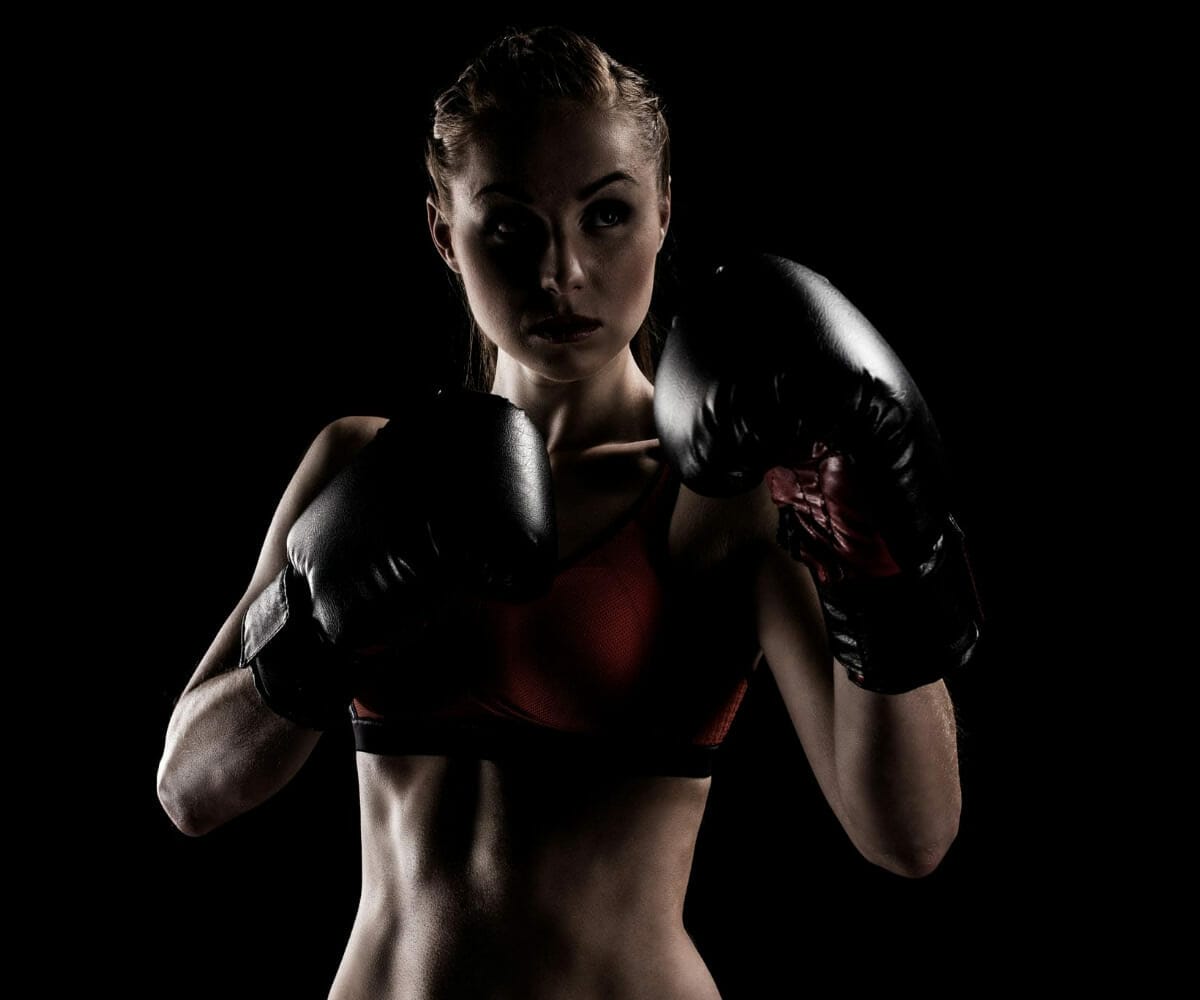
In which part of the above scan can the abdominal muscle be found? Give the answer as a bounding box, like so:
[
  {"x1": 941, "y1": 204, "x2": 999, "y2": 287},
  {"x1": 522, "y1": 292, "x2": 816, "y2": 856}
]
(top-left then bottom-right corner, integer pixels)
[{"x1": 327, "y1": 752, "x2": 723, "y2": 1000}]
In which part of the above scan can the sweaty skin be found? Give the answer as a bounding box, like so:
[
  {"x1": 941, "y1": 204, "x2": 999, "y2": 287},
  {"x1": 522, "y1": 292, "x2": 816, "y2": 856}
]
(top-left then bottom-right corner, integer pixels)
[
  {"x1": 327, "y1": 422, "x2": 767, "y2": 1000},
  {"x1": 161, "y1": 90, "x2": 959, "y2": 999},
  {"x1": 337, "y1": 755, "x2": 716, "y2": 998}
]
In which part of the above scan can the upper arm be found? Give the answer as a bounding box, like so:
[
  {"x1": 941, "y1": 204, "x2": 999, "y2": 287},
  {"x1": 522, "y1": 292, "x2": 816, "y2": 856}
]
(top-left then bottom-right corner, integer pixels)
[{"x1": 180, "y1": 414, "x2": 387, "y2": 698}]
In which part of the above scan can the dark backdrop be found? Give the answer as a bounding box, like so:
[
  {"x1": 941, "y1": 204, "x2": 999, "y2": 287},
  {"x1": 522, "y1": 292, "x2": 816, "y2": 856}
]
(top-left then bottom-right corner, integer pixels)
[{"x1": 101, "y1": 12, "x2": 1104, "y2": 997}]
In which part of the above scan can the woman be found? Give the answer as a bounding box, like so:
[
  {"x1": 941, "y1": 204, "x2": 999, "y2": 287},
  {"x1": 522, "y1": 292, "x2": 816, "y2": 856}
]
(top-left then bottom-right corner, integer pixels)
[{"x1": 157, "y1": 26, "x2": 976, "y2": 999}]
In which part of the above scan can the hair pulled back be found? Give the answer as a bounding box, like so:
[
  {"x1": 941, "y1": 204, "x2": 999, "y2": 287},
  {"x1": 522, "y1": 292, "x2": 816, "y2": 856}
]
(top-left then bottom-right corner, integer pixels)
[{"x1": 425, "y1": 25, "x2": 672, "y2": 391}]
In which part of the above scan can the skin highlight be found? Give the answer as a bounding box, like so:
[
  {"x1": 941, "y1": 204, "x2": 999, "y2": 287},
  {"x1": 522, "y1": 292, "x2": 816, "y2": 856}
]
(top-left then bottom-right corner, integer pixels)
[
  {"x1": 158, "y1": 28, "x2": 962, "y2": 1000},
  {"x1": 427, "y1": 98, "x2": 671, "y2": 454}
]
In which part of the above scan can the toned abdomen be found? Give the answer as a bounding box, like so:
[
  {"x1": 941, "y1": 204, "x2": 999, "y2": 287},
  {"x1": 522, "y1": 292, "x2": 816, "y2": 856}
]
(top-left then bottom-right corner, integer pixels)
[{"x1": 328, "y1": 753, "x2": 723, "y2": 1000}]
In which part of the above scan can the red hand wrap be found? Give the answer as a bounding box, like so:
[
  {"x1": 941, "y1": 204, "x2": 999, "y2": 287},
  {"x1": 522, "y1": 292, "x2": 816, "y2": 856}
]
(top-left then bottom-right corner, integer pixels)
[{"x1": 765, "y1": 440, "x2": 902, "y2": 585}]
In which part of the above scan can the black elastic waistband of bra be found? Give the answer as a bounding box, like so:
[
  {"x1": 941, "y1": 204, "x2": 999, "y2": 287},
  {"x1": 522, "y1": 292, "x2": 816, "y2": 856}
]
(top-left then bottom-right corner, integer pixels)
[{"x1": 350, "y1": 716, "x2": 719, "y2": 779}]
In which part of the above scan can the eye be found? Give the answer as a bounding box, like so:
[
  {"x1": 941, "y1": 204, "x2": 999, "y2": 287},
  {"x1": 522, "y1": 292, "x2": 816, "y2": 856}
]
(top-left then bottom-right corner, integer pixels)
[
  {"x1": 484, "y1": 209, "x2": 535, "y2": 242},
  {"x1": 586, "y1": 200, "x2": 631, "y2": 229}
]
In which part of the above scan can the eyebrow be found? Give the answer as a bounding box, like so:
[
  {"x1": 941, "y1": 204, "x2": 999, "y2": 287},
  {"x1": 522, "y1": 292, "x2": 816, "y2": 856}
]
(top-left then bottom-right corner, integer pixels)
[{"x1": 473, "y1": 170, "x2": 638, "y2": 204}]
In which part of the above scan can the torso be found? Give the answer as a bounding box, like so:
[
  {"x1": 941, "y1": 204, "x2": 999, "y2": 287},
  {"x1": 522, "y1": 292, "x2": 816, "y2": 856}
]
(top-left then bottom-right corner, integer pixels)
[{"x1": 329, "y1": 418, "x2": 774, "y2": 1000}]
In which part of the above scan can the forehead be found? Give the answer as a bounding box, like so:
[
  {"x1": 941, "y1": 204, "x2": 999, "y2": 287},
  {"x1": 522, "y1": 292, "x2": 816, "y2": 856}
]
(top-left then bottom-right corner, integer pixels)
[{"x1": 453, "y1": 100, "x2": 652, "y2": 205}]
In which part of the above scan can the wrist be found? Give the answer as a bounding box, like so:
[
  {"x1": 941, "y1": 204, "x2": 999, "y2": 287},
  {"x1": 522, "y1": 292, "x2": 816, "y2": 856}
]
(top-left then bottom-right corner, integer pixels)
[
  {"x1": 818, "y1": 514, "x2": 983, "y2": 694},
  {"x1": 240, "y1": 566, "x2": 356, "y2": 730}
]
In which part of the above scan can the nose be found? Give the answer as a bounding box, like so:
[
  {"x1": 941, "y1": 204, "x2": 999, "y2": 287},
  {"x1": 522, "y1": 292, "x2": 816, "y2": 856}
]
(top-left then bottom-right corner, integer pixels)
[{"x1": 539, "y1": 229, "x2": 585, "y2": 296}]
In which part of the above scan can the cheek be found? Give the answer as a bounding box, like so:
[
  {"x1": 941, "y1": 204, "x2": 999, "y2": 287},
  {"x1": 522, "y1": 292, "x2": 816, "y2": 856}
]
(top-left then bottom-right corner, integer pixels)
[
  {"x1": 458, "y1": 245, "x2": 521, "y2": 319},
  {"x1": 459, "y1": 239, "x2": 509, "y2": 290},
  {"x1": 609, "y1": 228, "x2": 660, "y2": 311}
]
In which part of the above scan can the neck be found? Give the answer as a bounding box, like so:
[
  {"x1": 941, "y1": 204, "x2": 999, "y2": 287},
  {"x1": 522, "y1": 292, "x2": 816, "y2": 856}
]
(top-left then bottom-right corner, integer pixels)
[{"x1": 491, "y1": 346, "x2": 656, "y2": 455}]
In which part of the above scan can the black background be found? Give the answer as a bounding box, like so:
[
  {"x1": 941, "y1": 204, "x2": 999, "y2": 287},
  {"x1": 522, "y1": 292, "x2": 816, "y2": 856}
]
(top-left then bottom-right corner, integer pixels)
[{"x1": 82, "y1": 9, "x2": 1133, "y2": 996}]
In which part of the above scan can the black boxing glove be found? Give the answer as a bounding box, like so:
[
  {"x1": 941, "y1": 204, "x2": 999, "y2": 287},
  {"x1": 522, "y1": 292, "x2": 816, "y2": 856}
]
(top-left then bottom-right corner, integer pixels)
[
  {"x1": 654, "y1": 252, "x2": 982, "y2": 694},
  {"x1": 240, "y1": 386, "x2": 558, "y2": 729}
]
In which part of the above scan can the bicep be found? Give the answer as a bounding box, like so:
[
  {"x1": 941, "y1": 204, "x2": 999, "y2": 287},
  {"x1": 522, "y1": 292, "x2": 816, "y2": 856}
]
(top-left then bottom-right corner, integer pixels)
[{"x1": 180, "y1": 415, "x2": 386, "y2": 698}]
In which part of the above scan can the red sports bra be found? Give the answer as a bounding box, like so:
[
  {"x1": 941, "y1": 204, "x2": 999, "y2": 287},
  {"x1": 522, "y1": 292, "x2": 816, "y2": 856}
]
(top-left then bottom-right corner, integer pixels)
[{"x1": 349, "y1": 457, "x2": 753, "y2": 776}]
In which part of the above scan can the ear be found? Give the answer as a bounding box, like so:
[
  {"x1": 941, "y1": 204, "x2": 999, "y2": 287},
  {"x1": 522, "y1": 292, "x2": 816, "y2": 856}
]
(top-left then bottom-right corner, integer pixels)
[
  {"x1": 427, "y1": 195, "x2": 461, "y2": 274},
  {"x1": 658, "y1": 175, "x2": 672, "y2": 253}
]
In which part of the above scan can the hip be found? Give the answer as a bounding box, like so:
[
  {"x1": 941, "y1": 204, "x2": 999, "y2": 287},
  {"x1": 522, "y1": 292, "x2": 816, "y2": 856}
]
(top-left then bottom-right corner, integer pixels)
[{"x1": 328, "y1": 891, "x2": 722, "y2": 1000}]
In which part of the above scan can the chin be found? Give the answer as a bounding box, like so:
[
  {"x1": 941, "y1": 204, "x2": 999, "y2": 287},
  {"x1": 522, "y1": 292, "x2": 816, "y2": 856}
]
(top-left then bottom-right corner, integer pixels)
[{"x1": 535, "y1": 349, "x2": 628, "y2": 385}]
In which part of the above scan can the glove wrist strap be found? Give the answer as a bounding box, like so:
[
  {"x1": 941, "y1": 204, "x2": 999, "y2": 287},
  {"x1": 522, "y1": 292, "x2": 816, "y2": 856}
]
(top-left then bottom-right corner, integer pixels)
[
  {"x1": 240, "y1": 566, "x2": 355, "y2": 730},
  {"x1": 817, "y1": 514, "x2": 983, "y2": 694}
]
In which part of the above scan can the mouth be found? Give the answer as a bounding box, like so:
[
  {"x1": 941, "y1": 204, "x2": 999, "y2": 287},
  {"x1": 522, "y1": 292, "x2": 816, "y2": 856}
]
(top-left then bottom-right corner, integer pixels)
[{"x1": 528, "y1": 315, "x2": 602, "y2": 343}]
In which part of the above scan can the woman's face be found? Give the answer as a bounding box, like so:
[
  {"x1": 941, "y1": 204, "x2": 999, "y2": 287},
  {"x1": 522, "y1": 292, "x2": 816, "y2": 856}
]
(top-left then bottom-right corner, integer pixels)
[{"x1": 428, "y1": 99, "x2": 670, "y2": 383}]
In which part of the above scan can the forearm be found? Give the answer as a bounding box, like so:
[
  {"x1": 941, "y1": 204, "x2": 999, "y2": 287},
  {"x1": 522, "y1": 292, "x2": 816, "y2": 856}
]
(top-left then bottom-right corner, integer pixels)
[
  {"x1": 831, "y1": 666, "x2": 961, "y2": 877},
  {"x1": 157, "y1": 659, "x2": 320, "y2": 836}
]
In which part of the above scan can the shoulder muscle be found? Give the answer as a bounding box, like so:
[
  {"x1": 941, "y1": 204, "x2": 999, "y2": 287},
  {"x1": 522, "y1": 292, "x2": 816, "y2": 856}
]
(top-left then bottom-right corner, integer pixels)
[
  {"x1": 243, "y1": 415, "x2": 387, "y2": 596},
  {"x1": 179, "y1": 414, "x2": 386, "y2": 697}
]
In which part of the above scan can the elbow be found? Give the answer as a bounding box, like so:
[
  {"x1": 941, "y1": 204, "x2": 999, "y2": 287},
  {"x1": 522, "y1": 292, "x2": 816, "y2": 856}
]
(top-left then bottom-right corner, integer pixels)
[
  {"x1": 156, "y1": 757, "x2": 219, "y2": 838},
  {"x1": 869, "y1": 840, "x2": 952, "y2": 879},
  {"x1": 859, "y1": 814, "x2": 961, "y2": 880}
]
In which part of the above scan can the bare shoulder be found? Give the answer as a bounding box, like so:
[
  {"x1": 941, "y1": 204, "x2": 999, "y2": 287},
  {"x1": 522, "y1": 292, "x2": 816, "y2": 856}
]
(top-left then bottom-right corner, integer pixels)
[
  {"x1": 313, "y1": 414, "x2": 389, "y2": 467},
  {"x1": 177, "y1": 414, "x2": 393, "y2": 697},
  {"x1": 290, "y1": 414, "x2": 394, "y2": 508},
  {"x1": 281, "y1": 415, "x2": 389, "y2": 513},
  {"x1": 240, "y1": 415, "x2": 388, "y2": 592}
]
